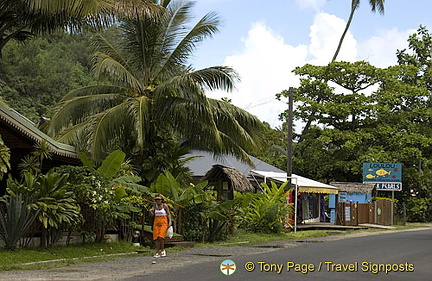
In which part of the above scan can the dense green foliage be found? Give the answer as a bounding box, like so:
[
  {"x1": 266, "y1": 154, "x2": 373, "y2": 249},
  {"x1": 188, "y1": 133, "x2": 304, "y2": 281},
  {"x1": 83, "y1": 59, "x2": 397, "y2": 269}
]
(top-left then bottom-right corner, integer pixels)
[
  {"x1": 236, "y1": 181, "x2": 292, "y2": 233},
  {"x1": 0, "y1": 33, "x2": 95, "y2": 122},
  {"x1": 253, "y1": 122, "x2": 287, "y2": 171}
]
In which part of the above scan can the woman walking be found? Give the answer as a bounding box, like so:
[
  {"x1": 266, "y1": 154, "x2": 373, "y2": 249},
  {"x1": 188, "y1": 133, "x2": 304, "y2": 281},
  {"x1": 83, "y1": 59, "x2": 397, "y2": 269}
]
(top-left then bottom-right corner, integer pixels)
[{"x1": 149, "y1": 194, "x2": 172, "y2": 258}]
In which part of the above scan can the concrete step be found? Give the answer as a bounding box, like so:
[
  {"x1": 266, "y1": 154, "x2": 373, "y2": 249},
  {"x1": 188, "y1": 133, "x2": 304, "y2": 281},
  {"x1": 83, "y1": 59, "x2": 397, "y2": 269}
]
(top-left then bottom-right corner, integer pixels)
[{"x1": 165, "y1": 241, "x2": 195, "y2": 248}]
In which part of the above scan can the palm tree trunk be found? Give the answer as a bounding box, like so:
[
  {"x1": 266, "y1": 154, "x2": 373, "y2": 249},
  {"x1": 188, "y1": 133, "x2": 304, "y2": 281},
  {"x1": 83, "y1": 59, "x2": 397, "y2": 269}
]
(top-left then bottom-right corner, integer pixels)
[
  {"x1": 299, "y1": 0, "x2": 359, "y2": 142},
  {"x1": 332, "y1": 0, "x2": 358, "y2": 62}
]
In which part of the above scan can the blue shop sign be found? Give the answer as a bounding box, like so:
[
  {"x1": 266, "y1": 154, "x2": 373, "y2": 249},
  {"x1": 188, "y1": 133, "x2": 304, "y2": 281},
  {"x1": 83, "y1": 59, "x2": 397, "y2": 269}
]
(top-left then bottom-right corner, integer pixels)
[{"x1": 363, "y1": 163, "x2": 402, "y2": 183}]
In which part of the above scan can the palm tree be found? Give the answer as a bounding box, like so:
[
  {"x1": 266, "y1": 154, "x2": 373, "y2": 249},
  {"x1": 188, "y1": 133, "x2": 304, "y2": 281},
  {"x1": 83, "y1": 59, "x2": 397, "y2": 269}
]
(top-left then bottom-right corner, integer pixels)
[
  {"x1": 45, "y1": 0, "x2": 262, "y2": 178},
  {"x1": 332, "y1": 0, "x2": 385, "y2": 62},
  {"x1": 0, "y1": 0, "x2": 161, "y2": 57}
]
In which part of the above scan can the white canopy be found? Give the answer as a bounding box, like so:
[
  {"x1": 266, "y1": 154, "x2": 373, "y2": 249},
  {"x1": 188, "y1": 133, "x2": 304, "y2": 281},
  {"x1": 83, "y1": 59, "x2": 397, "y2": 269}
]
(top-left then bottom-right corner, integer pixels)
[{"x1": 250, "y1": 170, "x2": 338, "y2": 194}]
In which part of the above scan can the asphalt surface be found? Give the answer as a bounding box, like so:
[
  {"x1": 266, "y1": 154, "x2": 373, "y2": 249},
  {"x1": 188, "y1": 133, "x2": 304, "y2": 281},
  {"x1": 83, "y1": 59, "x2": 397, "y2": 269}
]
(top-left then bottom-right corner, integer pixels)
[
  {"x1": 0, "y1": 228, "x2": 430, "y2": 281},
  {"x1": 126, "y1": 228, "x2": 432, "y2": 281}
]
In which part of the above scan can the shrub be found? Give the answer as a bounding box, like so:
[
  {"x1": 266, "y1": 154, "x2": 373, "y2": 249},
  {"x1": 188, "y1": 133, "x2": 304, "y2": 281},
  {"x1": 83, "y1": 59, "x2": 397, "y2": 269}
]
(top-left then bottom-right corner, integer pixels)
[
  {"x1": 238, "y1": 181, "x2": 292, "y2": 234},
  {"x1": 405, "y1": 197, "x2": 431, "y2": 222}
]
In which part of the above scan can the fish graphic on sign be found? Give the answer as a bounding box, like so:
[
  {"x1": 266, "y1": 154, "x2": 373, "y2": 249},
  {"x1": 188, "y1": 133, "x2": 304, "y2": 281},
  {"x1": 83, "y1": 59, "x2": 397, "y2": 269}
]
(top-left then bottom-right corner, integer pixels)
[
  {"x1": 375, "y1": 168, "x2": 391, "y2": 177},
  {"x1": 363, "y1": 163, "x2": 402, "y2": 183}
]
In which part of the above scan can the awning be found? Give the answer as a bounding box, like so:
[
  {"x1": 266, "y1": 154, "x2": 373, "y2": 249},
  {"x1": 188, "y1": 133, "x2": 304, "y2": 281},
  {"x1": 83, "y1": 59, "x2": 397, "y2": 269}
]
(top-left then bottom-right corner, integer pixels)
[{"x1": 250, "y1": 170, "x2": 339, "y2": 194}]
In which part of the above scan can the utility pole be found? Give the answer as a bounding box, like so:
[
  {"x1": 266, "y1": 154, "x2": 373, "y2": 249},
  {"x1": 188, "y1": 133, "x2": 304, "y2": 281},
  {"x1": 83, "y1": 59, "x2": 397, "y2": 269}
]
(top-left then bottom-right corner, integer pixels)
[
  {"x1": 286, "y1": 87, "x2": 294, "y2": 180},
  {"x1": 286, "y1": 87, "x2": 297, "y2": 232}
]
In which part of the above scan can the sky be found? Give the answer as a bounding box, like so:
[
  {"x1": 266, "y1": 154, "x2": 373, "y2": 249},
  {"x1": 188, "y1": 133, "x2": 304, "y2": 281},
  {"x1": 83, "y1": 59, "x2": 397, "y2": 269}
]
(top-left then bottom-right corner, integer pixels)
[{"x1": 185, "y1": 0, "x2": 432, "y2": 129}]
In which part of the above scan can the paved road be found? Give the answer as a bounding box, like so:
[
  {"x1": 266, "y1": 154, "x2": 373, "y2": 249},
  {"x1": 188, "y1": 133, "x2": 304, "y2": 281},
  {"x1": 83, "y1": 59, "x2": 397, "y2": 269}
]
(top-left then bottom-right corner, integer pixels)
[
  {"x1": 0, "y1": 228, "x2": 430, "y2": 280},
  {"x1": 125, "y1": 228, "x2": 432, "y2": 281}
]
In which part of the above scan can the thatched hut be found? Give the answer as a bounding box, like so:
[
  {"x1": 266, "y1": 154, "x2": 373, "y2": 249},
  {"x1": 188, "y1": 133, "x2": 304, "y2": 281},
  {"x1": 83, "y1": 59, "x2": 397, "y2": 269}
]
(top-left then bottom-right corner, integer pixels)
[
  {"x1": 330, "y1": 182, "x2": 375, "y2": 201},
  {"x1": 201, "y1": 164, "x2": 254, "y2": 201}
]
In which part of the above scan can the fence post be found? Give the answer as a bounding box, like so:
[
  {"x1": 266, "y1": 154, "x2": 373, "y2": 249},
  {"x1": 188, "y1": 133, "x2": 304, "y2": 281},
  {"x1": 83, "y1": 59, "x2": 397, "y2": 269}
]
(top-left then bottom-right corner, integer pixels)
[{"x1": 374, "y1": 201, "x2": 377, "y2": 224}]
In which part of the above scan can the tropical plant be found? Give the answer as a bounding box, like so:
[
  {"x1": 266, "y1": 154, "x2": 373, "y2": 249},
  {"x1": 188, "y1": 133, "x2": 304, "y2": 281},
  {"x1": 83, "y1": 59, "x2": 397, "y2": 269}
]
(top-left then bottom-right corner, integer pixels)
[
  {"x1": 79, "y1": 150, "x2": 149, "y2": 242},
  {"x1": 203, "y1": 199, "x2": 237, "y2": 242},
  {"x1": 150, "y1": 170, "x2": 209, "y2": 206},
  {"x1": 149, "y1": 170, "x2": 237, "y2": 241},
  {"x1": 405, "y1": 197, "x2": 431, "y2": 222},
  {"x1": 0, "y1": 194, "x2": 40, "y2": 250},
  {"x1": 16, "y1": 140, "x2": 53, "y2": 176},
  {"x1": 6, "y1": 170, "x2": 81, "y2": 247},
  {"x1": 238, "y1": 181, "x2": 291, "y2": 233},
  {"x1": 332, "y1": 0, "x2": 385, "y2": 62},
  {"x1": 45, "y1": 0, "x2": 263, "y2": 180}
]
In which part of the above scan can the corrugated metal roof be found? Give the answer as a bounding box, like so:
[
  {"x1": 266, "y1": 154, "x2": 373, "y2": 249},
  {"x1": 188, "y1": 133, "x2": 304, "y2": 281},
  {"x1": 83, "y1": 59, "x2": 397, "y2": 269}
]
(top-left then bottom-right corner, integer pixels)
[{"x1": 185, "y1": 149, "x2": 285, "y2": 177}]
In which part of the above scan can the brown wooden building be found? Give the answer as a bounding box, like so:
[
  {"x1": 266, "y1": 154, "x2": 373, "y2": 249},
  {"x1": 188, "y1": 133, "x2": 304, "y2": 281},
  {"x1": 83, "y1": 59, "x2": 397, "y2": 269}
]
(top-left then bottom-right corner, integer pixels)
[{"x1": 0, "y1": 104, "x2": 80, "y2": 193}]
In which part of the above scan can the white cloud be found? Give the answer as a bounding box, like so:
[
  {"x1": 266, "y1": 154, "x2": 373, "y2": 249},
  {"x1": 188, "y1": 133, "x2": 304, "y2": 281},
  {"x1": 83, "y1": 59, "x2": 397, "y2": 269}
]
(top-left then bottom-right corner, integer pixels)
[
  {"x1": 207, "y1": 23, "x2": 308, "y2": 127},
  {"x1": 308, "y1": 12, "x2": 357, "y2": 64},
  {"x1": 357, "y1": 28, "x2": 413, "y2": 67},
  {"x1": 207, "y1": 13, "x2": 354, "y2": 127},
  {"x1": 295, "y1": 0, "x2": 326, "y2": 11}
]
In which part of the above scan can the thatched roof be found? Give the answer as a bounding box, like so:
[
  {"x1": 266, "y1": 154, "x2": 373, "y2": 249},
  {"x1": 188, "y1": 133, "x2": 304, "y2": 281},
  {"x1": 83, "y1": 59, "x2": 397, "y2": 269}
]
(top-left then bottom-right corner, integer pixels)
[
  {"x1": 202, "y1": 164, "x2": 254, "y2": 192},
  {"x1": 330, "y1": 182, "x2": 375, "y2": 194}
]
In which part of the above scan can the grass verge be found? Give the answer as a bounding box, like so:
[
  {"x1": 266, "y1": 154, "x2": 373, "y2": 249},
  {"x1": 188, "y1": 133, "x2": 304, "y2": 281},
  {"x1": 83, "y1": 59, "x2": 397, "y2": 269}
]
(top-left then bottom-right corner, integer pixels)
[{"x1": 0, "y1": 242, "x2": 149, "y2": 272}]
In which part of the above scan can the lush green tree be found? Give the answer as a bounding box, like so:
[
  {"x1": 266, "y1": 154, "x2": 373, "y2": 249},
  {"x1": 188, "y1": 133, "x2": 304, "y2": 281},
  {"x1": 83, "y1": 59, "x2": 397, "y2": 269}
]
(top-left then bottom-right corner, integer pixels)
[
  {"x1": 252, "y1": 122, "x2": 287, "y2": 171},
  {"x1": 0, "y1": 0, "x2": 161, "y2": 57},
  {"x1": 280, "y1": 61, "x2": 432, "y2": 196},
  {"x1": 45, "y1": 0, "x2": 262, "y2": 180},
  {"x1": 397, "y1": 25, "x2": 432, "y2": 92},
  {"x1": 333, "y1": 0, "x2": 385, "y2": 62},
  {"x1": 0, "y1": 33, "x2": 95, "y2": 122},
  {"x1": 294, "y1": 0, "x2": 386, "y2": 142}
]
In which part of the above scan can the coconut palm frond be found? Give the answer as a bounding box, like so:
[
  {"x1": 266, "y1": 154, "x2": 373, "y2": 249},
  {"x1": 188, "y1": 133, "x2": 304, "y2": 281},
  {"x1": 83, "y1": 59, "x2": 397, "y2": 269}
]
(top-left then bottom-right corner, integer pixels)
[
  {"x1": 92, "y1": 52, "x2": 144, "y2": 93},
  {"x1": 368, "y1": 0, "x2": 385, "y2": 14},
  {"x1": 92, "y1": 34, "x2": 130, "y2": 69},
  {"x1": 129, "y1": 96, "x2": 152, "y2": 148},
  {"x1": 209, "y1": 99, "x2": 263, "y2": 148},
  {"x1": 48, "y1": 93, "x2": 121, "y2": 137},
  {"x1": 157, "y1": 10, "x2": 220, "y2": 79},
  {"x1": 188, "y1": 66, "x2": 240, "y2": 92},
  {"x1": 113, "y1": 0, "x2": 165, "y2": 20},
  {"x1": 88, "y1": 101, "x2": 135, "y2": 158},
  {"x1": 153, "y1": 74, "x2": 206, "y2": 103},
  {"x1": 59, "y1": 85, "x2": 124, "y2": 102},
  {"x1": 55, "y1": 121, "x2": 92, "y2": 150}
]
